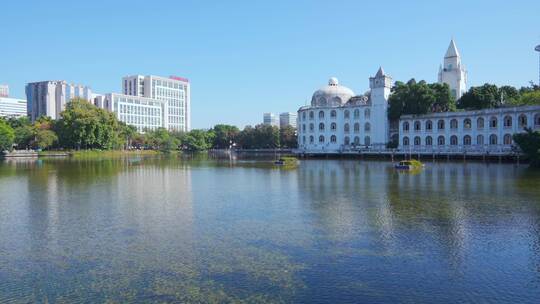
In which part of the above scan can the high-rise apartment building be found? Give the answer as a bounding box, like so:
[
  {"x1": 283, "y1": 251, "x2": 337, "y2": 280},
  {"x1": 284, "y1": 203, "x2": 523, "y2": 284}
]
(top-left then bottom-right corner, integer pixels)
[
  {"x1": 0, "y1": 84, "x2": 9, "y2": 97},
  {"x1": 25, "y1": 81, "x2": 92, "y2": 121},
  {"x1": 263, "y1": 112, "x2": 278, "y2": 127},
  {"x1": 122, "y1": 75, "x2": 190, "y2": 131},
  {"x1": 279, "y1": 112, "x2": 297, "y2": 128}
]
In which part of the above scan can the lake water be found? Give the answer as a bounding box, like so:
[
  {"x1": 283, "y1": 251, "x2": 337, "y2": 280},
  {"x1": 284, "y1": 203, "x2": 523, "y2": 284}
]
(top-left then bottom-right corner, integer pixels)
[{"x1": 1, "y1": 154, "x2": 540, "y2": 303}]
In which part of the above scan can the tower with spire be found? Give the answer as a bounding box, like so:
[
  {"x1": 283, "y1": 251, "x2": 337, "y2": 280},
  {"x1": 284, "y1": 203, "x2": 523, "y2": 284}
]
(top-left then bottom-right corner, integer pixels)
[
  {"x1": 369, "y1": 66, "x2": 392, "y2": 147},
  {"x1": 438, "y1": 39, "x2": 467, "y2": 99}
]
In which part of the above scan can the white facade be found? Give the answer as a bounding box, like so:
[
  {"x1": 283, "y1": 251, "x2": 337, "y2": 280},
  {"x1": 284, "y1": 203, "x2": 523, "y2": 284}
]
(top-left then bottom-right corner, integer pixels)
[
  {"x1": 25, "y1": 81, "x2": 92, "y2": 121},
  {"x1": 98, "y1": 93, "x2": 165, "y2": 132},
  {"x1": 263, "y1": 113, "x2": 278, "y2": 127},
  {"x1": 438, "y1": 39, "x2": 467, "y2": 99},
  {"x1": 0, "y1": 97, "x2": 27, "y2": 118},
  {"x1": 0, "y1": 85, "x2": 9, "y2": 97},
  {"x1": 297, "y1": 70, "x2": 392, "y2": 152},
  {"x1": 122, "y1": 75, "x2": 190, "y2": 132},
  {"x1": 398, "y1": 105, "x2": 540, "y2": 153},
  {"x1": 279, "y1": 112, "x2": 297, "y2": 128}
]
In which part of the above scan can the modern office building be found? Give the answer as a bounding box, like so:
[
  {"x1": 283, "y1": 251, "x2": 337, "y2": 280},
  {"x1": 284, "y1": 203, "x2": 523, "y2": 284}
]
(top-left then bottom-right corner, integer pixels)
[
  {"x1": 0, "y1": 97, "x2": 27, "y2": 118},
  {"x1": 122, "y1": 75, "x2": 190, "y2": 132},
  {"x1": 95, "y1": 93, "x2": 165, "y2": 132},
  {"x1": 25, "y1": 81, "x2": 93, "y2": 121},
  {"x1": 279, "y1": 112, "x2": 297, "y2": 129},
  {"x1": 263, "y1": 113, "x2": 278, "y2": 127},
  {"x1": 0, "y1": 85, "x2": 9, "y2": 97}
]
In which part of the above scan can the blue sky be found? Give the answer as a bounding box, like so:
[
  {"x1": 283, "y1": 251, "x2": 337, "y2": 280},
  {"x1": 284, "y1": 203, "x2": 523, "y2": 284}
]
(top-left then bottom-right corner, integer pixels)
[{"x1": 1, "y1": 0, "x2": 539, "y2": 128}]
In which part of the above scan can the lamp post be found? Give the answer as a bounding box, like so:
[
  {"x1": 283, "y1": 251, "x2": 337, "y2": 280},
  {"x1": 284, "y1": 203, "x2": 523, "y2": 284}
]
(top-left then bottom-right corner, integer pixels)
[{"x1": 535, "y1": 44, "x2": 540, "y2": 86}]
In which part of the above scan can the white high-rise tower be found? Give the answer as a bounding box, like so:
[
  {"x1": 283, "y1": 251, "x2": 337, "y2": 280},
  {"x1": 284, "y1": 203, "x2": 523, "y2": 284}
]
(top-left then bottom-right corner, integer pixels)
[
  {"x1": 369, "y1": 67, "x2": 392, "y2": 147},
  {"x1": 438, "y1": 39, "x2": 467, "y2": 99}
]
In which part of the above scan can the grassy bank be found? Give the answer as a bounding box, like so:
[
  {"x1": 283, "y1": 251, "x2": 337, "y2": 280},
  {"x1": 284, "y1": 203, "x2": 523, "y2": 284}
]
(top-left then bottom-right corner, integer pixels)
[{"x1": 38, "y1": 150, "x2": 176, "y2": 159}]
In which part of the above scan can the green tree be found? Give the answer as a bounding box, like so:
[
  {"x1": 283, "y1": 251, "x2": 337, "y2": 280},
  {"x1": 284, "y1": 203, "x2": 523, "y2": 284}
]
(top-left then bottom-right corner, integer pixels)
[
  {"x1": 35, "y1": 129, "x2": 58, "y2": 150},
  {"x1": 145, "y1": 128, "x2": 178, "y2": 152},
  {"x1": 14, "y1": 125, "x2": 35, "y2": 149},
  {"x1": 515, "y1": 90, "x2": 540, "y2": 106},
  {"x1": 212, "y1": 124, "x2": 239, "y2": 149},
  {"x1": 388, "y1": 79, "x2": 454, "y2": 120},
  {"x1": 513, "y1": 128, "x2": 540, "y2": 167},
  {"x1": 56, "y1": 98, "x2": 120, "y2": 149},
  {"x1": 0, "y1": 120, "x2": 15, "y2": 151},
  {"x1": 181, "y1": 129, "x2": 214, "y2": 151},
  {"x1": 458, "y1": 84, "x2": 502, "y2": 109},
  {"x1": 238, "y1": 124, "x2": 280, "y2": 149},
  {"x1": 279, "y1": 125, "x2": 297, "y2": 148}
]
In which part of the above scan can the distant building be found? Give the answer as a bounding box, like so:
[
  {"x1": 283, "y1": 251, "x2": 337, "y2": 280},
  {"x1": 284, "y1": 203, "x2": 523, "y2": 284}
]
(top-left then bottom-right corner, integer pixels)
[
  {"x1": 279, "y1": 112, "x2": 297, "y2": 128},
  {"x1": 25, "y1": 81, "x2": 92, "y2": 121},
  {"x1": 0, "y1": 97, "x2": 27, "y2": 118},
  {"x1": 122, "y1": 75, "x2": 190, "y2": 131},
  {"x1": 263, "y1": 113, "x2": 278, "y2": 127},
  {"x1": 438, "y1": 39, "x2": 467, "y2": 100},
  {"x1": 96, "y1": 93, "x2": 165, "y2": 132},
  {"x1": 0, "y1": 85, "x2": 9, "y2": 97}
]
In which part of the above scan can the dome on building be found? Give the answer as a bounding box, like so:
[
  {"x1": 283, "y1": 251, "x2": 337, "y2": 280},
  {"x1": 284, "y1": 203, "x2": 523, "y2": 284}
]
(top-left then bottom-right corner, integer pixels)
[{"x1": 311, "y1": 77, "x2": 355, "y2": 107}]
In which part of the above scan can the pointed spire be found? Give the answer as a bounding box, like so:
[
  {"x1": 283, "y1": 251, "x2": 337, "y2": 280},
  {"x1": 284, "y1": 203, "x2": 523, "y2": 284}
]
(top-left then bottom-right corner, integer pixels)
[
  {"x1": 445, "y1": 39, "x2": 460, "y2": 58},
  {"x1": 375, "y1": 66, "x2": 385, "y2": 77}
]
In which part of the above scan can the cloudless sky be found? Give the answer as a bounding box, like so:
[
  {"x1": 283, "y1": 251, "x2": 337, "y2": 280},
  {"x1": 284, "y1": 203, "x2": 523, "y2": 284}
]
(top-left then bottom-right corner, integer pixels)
[{"x1": 1, "y1": 0, "x2": 539, "y2": 128}]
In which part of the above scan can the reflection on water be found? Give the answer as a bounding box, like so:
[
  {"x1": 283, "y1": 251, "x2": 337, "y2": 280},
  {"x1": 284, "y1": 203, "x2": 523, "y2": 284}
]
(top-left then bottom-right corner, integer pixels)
[{"x1": 0, "y1": 156, "x2": 540, "y2": 303}]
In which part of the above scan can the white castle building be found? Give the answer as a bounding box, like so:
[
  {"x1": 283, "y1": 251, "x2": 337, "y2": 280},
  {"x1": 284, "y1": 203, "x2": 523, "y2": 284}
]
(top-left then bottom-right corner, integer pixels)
[
  {"x1": 297, "y1": 68, "x2": 391, "y2": 152},
  {"x1": 297, "y1": 40, "x2": 540, "y2": 155}
]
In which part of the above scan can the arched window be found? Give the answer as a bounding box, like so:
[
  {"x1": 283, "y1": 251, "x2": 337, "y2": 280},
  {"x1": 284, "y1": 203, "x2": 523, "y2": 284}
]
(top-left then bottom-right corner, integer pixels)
[
  {"x1": 330, "y1": 110, "x2": 337, "y2": 118},
  {"x1": 302, "y1": 124, "x2": 306, "y2": 132},
  {"x1": 477, "y1": 135, "x2": 484, "y2": 145},
  {"x1": 354, "y1": 136, "x2": 360, "y2": 145},
  {"x1": 426, "y1": 120, "x2": 433, "y2": 131},
  {"x1": 503, "y1": 115, "x2": 512, "y2": 128},
  {"x1": 450, "y1": 135, "x2": 458, "y2": 145},
  {"x1": 354, "y1": 123, "x2": 360, "y2": 133},
  {"x1": 489, "y1": 116, "x2": 497, "y2": 128},
  {"x1": 302, "y1": 112, "x2": 306, "y2": 120},
  {"x1": 319, "y1": 111, "x2": 325, "y2": 119},
  {"x1": 330, "y1": 122, "x2": 337, "y2": 131},
  {"x1": 438, "y1": 136, "x2": 445, "y2": 146},
  {"x1": 503, "y1": 134, "x2": 512, "y2": 145},
  {"x1": 535, "y1": 114, "x2": 540, "y2": 126},
  {"x1": 309, "y1": 136, "x2": 314, "y2": 143},
  {"x1": 331, "y1": 97, "x2": 341, "y2": 105},
  {"x1": 364, "y1": 122, "x2": 371, "y2": 132},
  {"x1": 403, "y1": 121, "x2": 410, "y2": 132},
  {"x1": 463, "y1": 135, "x2": 471, "y2": 145},
  {"x1": 302, "y1": 136, "x2": 306, "y2": 144},
  {"x1": 403, "y1": 136, "x2": 409, "y2": 146},
  {"x1": 318, "y1": 97, "x2": 327, "y2": 106},
  {"x1": 344, "y1": 110, "x2": 350, "y2": 119},
  {"x1": 319, "y1": 135, "x2": 325, "y2": 143},
  {"x1": 319, "y1": 123, "x2": 325, "y2": 131},
  {"x1": 438, "y1": 120, "x2": 445, "y2": 130},
  {"x1": 518, "y1": 114, "x2": 527, "y2": 128},
  {"x1": 489, "y1": 134, "x2": 497, "y2": 145},
  {"x1": 364, "y1": 136, "x2": 371, "y2": 146},
  {"x1": 425, "y1": 136, "x2": 433, "y2": 146},
  {"x1": 330, "y1": 135, "x2": 337, "y2": 143},
  {"x1": 354, "y1": 109, "x2": 360, "y2": 119},
  {"x1": 309, "y1": 111, "x2": 314, "y2": 120},
  {"x1": 344, "y1": 136, "x2": 350, "y2": 145},
  {"x1": 450, "y1": 119, "x2": 458, "y2": 129},
  {"x1": 463, "y1": 118, "x2": 471, "y2": 129},
  {"x1": 364, "y1": 109, "x2": 370, "y2": 119},
  {"x1": 309, "y1": 123, "x2": 314, "y2": 132},
  {"x1": 477, "y1": 117, "x2": 484, "y2": 129},
  {"x1": 414, "y1": 121, "x2": 421, "y2": 131},
  {"x1": 414, "y1": 136, "x2": 421, "y2": 146},
  {"x1": 344, "y1": 123, "x2": 350, "y2": 133}
]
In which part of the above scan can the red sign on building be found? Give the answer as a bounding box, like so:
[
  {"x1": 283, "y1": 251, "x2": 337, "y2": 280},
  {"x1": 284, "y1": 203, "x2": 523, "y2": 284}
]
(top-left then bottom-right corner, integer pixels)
[{"x1": 169, "y1": 76, "x2": 190, "y2": 83}]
